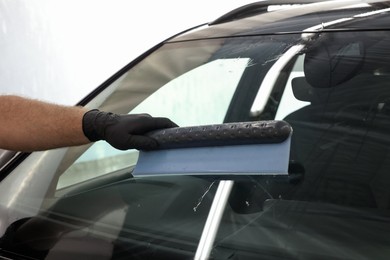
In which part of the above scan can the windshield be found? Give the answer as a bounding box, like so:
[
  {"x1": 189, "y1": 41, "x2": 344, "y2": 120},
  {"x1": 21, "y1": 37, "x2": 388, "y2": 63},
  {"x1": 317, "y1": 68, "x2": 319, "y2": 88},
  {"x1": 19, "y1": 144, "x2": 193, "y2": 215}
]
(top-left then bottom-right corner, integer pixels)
[
  {"x1": 58, "y1": 35, "x2": 299, "y2": 188},
  {"x1": 1, "y1": 28, "x2": 390, "y2": 259}
]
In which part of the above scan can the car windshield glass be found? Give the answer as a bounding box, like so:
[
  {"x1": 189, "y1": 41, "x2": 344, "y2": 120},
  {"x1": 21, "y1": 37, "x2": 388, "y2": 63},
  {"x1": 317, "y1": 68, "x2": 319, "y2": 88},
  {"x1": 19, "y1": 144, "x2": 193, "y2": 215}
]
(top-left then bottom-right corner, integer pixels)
[
  {"x1": 57, "y1": 35, "x2": 298, "y2": 188},
  {"x1": 1, "y1": 26, "x2": 390, "y2": 259}
]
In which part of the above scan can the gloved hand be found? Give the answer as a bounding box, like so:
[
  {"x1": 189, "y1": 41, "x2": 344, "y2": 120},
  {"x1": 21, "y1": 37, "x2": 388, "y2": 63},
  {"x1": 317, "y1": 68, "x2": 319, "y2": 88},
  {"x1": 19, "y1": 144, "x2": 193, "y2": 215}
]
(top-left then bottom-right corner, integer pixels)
[{"x1": 82, "y1": 109, "x2": 177, "y2": 150}]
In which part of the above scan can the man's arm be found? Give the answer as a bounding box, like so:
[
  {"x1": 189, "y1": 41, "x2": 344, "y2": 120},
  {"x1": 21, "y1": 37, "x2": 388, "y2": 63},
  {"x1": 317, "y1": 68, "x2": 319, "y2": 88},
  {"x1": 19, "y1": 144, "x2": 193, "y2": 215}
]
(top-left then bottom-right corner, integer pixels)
[
  {"x1": 0, "y1": 95, "x2": 90, "y2": 151},
  {"x1": 0, "y1": 95, "x2": 177, "y2": 152}
]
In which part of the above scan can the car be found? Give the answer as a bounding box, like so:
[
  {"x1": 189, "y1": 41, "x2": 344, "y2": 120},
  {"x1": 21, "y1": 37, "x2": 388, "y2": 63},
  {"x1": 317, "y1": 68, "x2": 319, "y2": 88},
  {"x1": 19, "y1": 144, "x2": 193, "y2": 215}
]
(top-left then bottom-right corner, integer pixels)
[{"x1": 1, "y1": 0, "x2": 390, "y2": 259}]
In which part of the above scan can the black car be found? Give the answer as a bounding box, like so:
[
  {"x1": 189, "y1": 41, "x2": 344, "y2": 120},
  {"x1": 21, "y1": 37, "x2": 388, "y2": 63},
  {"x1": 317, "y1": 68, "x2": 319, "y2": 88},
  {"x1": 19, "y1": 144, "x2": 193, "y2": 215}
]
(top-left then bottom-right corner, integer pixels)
[{"x1": 1, "y1": 0, "x2": 390, "y2": 259}]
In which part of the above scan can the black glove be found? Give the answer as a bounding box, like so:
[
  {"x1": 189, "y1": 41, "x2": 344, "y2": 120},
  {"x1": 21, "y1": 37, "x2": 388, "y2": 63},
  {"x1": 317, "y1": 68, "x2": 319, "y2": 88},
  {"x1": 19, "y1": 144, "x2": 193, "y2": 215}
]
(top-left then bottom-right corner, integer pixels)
[{"x1": 82, "y1": 109, "x2": 177, "y2": 150}]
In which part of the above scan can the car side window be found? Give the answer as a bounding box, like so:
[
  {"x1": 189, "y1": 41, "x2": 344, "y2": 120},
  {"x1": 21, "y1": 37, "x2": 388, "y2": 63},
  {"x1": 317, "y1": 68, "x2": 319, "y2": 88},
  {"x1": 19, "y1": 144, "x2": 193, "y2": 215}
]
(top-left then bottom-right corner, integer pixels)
[
  {"x1": 274, "y1": 55, "x2": 310, "y2": 120},
  {"x1": 57, "y1": 58, "x2": 250, "y2": 189},
  {"x1": 131, "y1": 58, "x2": 249, "y2": 126}
]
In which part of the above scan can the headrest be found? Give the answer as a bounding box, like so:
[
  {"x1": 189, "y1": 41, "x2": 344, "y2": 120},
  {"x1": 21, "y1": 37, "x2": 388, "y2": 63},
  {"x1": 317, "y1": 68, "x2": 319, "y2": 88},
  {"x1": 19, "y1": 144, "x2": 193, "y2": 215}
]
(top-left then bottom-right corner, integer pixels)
[{"x1": 304, "y1": 39, "x2": 365, "y2": 88}]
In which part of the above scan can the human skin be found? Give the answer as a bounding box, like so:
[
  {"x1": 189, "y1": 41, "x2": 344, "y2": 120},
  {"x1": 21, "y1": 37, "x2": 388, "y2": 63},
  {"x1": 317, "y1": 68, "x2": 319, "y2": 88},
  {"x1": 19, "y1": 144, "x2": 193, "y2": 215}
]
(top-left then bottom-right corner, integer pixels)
[{"x1": 0, "y1": 95, "x2": 90, "y2": 152}]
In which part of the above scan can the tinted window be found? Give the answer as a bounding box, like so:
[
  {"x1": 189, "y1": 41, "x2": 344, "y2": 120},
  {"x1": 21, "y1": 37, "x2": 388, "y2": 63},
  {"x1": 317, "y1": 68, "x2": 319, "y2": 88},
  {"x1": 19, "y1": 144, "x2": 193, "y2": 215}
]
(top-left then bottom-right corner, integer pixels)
[{"x1": 211, "y1": 31, "x2": 390, "y2": 259}]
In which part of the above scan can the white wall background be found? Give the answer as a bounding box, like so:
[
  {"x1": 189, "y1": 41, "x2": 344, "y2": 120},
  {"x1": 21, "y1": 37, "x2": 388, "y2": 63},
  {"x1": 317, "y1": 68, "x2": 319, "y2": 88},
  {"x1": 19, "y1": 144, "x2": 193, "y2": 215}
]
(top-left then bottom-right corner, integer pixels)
[{"x1": 0, "y1": 0, "x2": 256, "y2": 105}]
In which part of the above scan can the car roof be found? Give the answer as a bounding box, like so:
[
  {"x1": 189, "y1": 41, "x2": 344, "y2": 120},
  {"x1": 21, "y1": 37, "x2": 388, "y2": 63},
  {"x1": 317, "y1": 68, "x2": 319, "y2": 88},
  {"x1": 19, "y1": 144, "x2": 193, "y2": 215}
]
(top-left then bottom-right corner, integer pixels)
[{"x1": 169, "y1": 0, "x2": 390, "y2": 42}]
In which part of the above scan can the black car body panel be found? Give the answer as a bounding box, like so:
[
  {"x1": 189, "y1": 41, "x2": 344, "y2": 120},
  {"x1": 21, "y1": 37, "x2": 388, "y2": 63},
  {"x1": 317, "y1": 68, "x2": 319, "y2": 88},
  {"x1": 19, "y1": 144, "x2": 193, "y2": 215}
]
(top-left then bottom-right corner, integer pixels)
[{"x1": 172, "y1": 1, "x2": 390, "y2": 42}]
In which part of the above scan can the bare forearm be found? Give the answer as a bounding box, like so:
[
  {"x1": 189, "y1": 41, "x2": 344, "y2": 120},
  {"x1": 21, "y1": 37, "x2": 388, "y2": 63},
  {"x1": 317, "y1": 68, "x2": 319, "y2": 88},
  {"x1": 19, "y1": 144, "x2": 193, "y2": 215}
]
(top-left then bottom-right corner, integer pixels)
[
  {"x1": 0, "y1": 95, "x2": 177, "y2": 152},
  {"x1": 0, "y1": 95, "x2": 90, "y2": 151}
]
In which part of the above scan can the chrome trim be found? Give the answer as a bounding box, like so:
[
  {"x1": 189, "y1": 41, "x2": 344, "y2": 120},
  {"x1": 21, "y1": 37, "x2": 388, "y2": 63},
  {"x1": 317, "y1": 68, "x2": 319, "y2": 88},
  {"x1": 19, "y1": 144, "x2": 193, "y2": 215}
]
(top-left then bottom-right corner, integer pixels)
[
  {"x1": 0, "y1": 150, "x2": 19, "y2": 173},
  {"x1": 195, "y1": 180, "x2": 234, "y2": 260}
]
